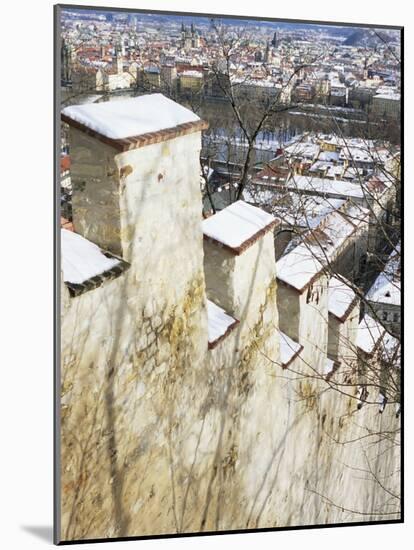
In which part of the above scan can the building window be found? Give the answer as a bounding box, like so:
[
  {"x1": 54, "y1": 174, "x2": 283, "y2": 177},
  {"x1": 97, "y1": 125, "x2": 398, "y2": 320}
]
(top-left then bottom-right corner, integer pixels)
[
  {"x1": 382, "y1": 311, "x2": 389, "y2": 322},
  {"x1": 393, "y1": 312, "x2": 400, "y2": 323}
]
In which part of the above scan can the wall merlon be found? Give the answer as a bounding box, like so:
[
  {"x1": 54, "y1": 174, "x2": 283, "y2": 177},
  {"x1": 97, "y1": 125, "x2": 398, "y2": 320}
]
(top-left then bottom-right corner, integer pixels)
[
  {"x1": 202, "y1": 201, "x2": 278, "y2": 322},
  {"x1": 61, "y1": 94, "x2": 208, "y2": 152}
]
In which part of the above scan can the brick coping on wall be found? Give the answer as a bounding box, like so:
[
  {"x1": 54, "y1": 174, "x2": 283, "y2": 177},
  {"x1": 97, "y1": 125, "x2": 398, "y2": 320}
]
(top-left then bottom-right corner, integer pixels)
[
  {"x1": 61, "y1": 114, "x2": 209, "y2": 152},
  {"x1": 203, "y1": 218, "x2": 280, "y2": 256},
  {"x1": 64, "y1": 251, "x2": 131, "y2": 298},
  {"x1": 277, "y1": 275, "x2": 324, "y2": 296}
]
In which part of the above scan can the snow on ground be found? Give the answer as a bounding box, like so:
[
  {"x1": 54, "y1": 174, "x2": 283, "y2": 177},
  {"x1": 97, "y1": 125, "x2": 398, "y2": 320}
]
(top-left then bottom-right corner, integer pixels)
[
  {"x1": 61, "y1": 229, "x2": 120, "y2": 285},
  {"x1": 279, "y1": 330, "x2": 302, "y2": 366},
  {"x1": 202, "y1": 200, "x2": 276, "y2": 249},
  {"x1": 62, "y1": 94, "x2": 200, "y2": 139},
  {"x1": 328, "y1": 277, "x2": 356, "y2": 320},
  {"x1": 207, "y1": 300, "x2": 237, "y2": 344},
  {"x1": 289, "y1": 111, "x2": 367, "y2": 124},
  {"x1": 276, "y1": 244, "x2": 323, "y2": 291}
]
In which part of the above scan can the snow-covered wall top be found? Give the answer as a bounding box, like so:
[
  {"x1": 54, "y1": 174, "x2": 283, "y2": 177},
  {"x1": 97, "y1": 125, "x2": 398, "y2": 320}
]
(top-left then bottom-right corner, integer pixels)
[
  {"x1": 62, "y1": 94, "x2": 200, "y2": 140},
  {"x1": 202, "y1": 200, "x2": 277, "y2": 253},
  {"x1": 356, "y1": 314, "x2": 384, "y2": 355},
  {"x1": 277, "y1": 244, "x2": 323, "y2": 292},
  {"x1": 278, "y1": 330, "x2": 303, "y2": 367},
  {"x1": 206, "y1": 299, "x2": 238, "y2": 348},
  {"x1": 328, "y1": 276, "x2": 357, "y2": 321},
  {"x1": 61, "y1": 228, "x2": 121, "y2": 285}
]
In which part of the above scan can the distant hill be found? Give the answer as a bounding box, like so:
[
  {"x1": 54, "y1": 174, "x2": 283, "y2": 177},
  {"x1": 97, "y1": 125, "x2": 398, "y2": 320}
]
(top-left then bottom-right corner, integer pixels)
[{"x1": 344, "y1": 28, "x2": 394, "y2": 47}]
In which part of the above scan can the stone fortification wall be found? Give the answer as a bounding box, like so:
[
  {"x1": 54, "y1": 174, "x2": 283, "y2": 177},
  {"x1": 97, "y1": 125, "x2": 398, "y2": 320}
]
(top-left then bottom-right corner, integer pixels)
[{"x1": 59, "y1": 96, "x2": 400, "y2": 542}]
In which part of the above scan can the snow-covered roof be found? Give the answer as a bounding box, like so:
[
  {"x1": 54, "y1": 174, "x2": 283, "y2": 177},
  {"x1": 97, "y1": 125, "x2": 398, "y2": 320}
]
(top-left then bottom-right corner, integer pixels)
[
  {"x1": 202, "y1": 200, "x2": 277, "y2": 253},
  {"x1": 309, "y1": 160, "x2": 334, "y2": 174},
  {"x1": 287, "y1": 175, "x2": 364, "y2": 200},
  {"x1": 277, "y1": 244, "x2": 323, "y2": 292},
  {"x1": 356, "y1": 314, "x2": 384, "y2": 355},
  {"x1": 61, "y1": 229, "x2": 121, "y2": 285},
  {"x1": 61, "y1": 94, "x2": 200, "y2": 140},
  {"x1": 320, "y1": 136, "x2": 375, "y2": 150},
  {"x1": 307, "y1": 210, "x2": 356, "y2": 261},
  {"x1": 246, "y1": 186, "x2": 345, "y2": 230},
  {"x1": 366, "y1": 246, "x2": 400, "y2": 306},
  {"x1": 328, "y1": 277, "x2": 357, "y2": 321},
  {"x1": 339, "y1": 202, "x2": 370, "y2": 227},
  {"x1": 181, "y1": 70, "x2": 203, "y2": 78},
  {"x1": 207, "y1": 299, "x2": 238, "y2": 348},
  {"x1": 366, "y1": 275, "x2": 400, "y2": 306},
  {"x1": 318, "y1": 150, "x2": 340, "y2": 163},
  {"x1": 339, "y1": 147, "x2": 373, "y2": 163},
  {"x1": 279, "y1": 330, "x2": 303, "y2": 367},
  {"x1": 243, "y1": 186, "x2": 278, "y2": 207},
  {"x1": 380, "y1": 331, "x2": 401, "y2": 366},
  {"x1": 284, "y1": 142, "x2": 320, "y2": 159}
]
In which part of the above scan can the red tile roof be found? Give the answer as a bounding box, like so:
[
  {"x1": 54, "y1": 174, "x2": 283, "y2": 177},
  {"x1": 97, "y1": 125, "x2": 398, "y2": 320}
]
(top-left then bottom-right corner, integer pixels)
[
  {"x1": 61, "y1": 217, "x2": 74, "y2": 232},
  {"x1": 60, "y1": 155, "x2": 71, "y2": 173}
]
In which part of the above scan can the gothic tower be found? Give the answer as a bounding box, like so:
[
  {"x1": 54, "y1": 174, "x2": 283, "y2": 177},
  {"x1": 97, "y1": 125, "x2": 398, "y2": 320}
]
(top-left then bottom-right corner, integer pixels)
[
  {"x1": 181, "y1": 22, "x2": 186, "y2": 48},
  {"x1": 115, "y1": 39, "x2": 123, "y2": 75},
  {"x1": 264, "y1": 40, "x2": 270, "y2": 63},
  {"x1": 61, "y1": 38, "x2": 71, "y2": 84}
]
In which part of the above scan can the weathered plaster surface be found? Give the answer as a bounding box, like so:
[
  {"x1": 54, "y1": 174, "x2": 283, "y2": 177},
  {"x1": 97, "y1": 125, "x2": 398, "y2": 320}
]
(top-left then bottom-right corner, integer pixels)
[{"x1": 60, "y1": 125, "x2": 400, "y2": 541}]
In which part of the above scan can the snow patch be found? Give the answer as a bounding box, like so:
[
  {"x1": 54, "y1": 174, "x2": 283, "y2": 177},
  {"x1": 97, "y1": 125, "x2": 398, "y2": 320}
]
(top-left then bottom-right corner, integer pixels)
[{"x1": 61, "y1": 229, "x2": 121, "y2": 285}]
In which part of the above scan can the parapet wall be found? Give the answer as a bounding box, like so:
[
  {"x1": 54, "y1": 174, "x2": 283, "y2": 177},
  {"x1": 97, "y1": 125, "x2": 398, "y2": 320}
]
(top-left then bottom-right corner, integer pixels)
[{"x1": 59, "y1": 95, "x2": 400, "y2": 542}]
